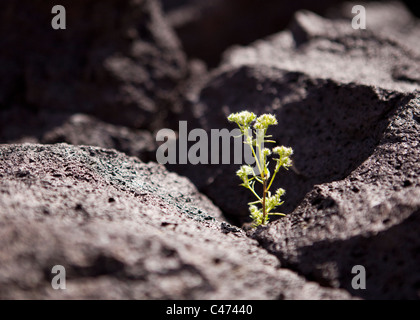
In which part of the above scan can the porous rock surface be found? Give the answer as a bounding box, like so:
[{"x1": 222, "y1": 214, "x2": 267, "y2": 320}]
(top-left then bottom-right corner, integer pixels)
[
  {"x1": 0, "y1": 143, "x2": 352, "y2": 299},
  {"x1": 40, "y1": 113, "x2": 157, "y2": 162},
  {"x1": 223, "y1": 8, "x2": 420, "y2": 92},
  {"x1": 250, "y1": 97, "x2": 420, "y2": 299},
  {"x1": 179, "y1": 3, "x2": 420, "y2": 222},
  {"x1": 0, "y1": 1, "x2": 419, "y2": 300},
  {"x1": 162, "y1": 0, "x2": 350, "y2": 67},
  {"x1": 0, "y1": 0, "x2": 188, "y2": 140},
  {"x1": 174, "y1": 3, "x2": 420, "y2": 299}
]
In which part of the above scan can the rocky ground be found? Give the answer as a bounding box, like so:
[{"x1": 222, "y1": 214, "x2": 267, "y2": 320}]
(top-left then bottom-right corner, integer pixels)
[
  {"x1": 0, "y1": 0, "x2": 419, "y2": 299},
  {"x1": 0, "y1": 143, "x2": 353, "y2": 299}
]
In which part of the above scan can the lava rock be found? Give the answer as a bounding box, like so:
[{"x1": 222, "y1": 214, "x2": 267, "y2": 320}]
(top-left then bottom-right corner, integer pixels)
[
  {"x1": 223, "y1": 8, "x2": 420, "y2": 92},
  {"x1": 0, "y1": 143, "x2": 352, "y2": 299},
  {"x1": 41, "y1": 113, "x2": 157, "y2": 162},
  {"x1": 0, "y1": 0, "x2": 188, "y2": 137},
  {"x1": 175, "y1": 4, "x2": 420, "y2": 225},
  {"x1": 162, "y1": 0, "x2": 352, "y2": 67},
  {"x1": 249, "y1": 97, "x2": 420, "y2": 299}
]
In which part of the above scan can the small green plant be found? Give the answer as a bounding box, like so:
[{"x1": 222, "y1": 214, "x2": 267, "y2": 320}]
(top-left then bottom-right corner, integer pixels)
[{"x1": 227, "y1": 111, "x2": 293, "y2": 227}]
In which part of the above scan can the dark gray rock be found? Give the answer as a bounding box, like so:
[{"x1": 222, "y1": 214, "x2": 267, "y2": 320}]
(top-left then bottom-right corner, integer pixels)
[
  {"x1": 41, "y1": 113, "x2": 156, "y2": 162},
  {"x1": 5, "y1": 112, "x2": 157, "y2": 162},
  {"x1": 184, "y1": 67, "x2": 416, "y2": 226},
  {"x1": 249, "y1": 97, "x2": 420, "y2": 299},
  {"x1": 177, "y1": 3, "x2": 420, "y2": 299},
  {"x1": 0, "y1": 143, "x2": 351, "y2": 299},
  {"x1": 222, "y1": 8, "x2": 420, "y2": 92},
  {"x1": 0, "y1": 0, "x2": 418, "y2": 301},
  {"x1": 0, "y1": 0, "x2": 188, "y2": 137},
  {"x1": 327, "y1": 1, "x2": 420, "y2": 55},
  {"x1": 175, "y1": 4, "x2": 419, "y2": 225},
  {"x1": 162, "y1": 0, "x2": 354, "y2": 67},
  {"x1": 174, "y1": 2, "x2": 420, "y2": 299}
]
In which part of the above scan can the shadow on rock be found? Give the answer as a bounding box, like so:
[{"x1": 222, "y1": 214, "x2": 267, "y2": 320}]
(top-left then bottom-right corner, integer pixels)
[
  {"x1": 291, "y1": 208, "x2": 420, "y2": 299},
  {"x1": 171, "y1": 65, "x2": 414, "y2": 224}
]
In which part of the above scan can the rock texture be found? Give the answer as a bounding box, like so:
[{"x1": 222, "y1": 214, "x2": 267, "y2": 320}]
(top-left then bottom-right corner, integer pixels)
[
  {"x1": 0, "y1": 144, "x2": 352, "y2": 299},
  {"x1": 250, "y1": 97, "x2": 420, "y2": 299},
  {"x1": 41, "y1": 113, "x2": 156, "y2": 162},
  {"x1": 223, "y1": 8, "x2": 420, "y2": 92},
  {"x1": 162, "y1": 0, "x2": 350, "y2": 67},
  {"x1": 0, "y1": 0, "x2": 188, "y2": 140},
  {"x1": 169, "y1": 2, "x2": 420, "y2": 299},
  {"x1": 177, "y1": 3, "x2": 420, "y2": 225},
  {"x1": 0, "y1": 0, "x2": 419, "y2": 300}
]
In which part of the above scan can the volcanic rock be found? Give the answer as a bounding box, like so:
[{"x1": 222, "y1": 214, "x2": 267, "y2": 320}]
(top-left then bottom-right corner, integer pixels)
[
  {"x1": 0, "y1": 143, "x2": 352, "y2": 299},
  {"x1": 177, "y1": 4, "x2": 420, "y2": 225},
  {"x1": 249, "y1": 96, "x2": 420, "y2": 299},
  {"x1": 0, "y1": 0, "x2": 188, "y2": 139},
  {"x1": 170, "y1": 3, "x2": 420, "y2": 299},
  {"x1": 162, "y1": 0, "x2": 352, "y2": 67}
]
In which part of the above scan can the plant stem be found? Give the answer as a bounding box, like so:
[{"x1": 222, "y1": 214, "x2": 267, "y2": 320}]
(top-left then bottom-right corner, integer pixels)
[
  {"x1": 266, "y1": 167, "x2": 278, "y2": 192},
  {"x1": 256, "y1": 128, "x2": 268, "y2": 223},
  {"x1": 247, "y1": 185, "x2": 261, "y2": 201},
  {"x1": 244, "y1": 129, "x2": 263, "y2": 176},
  {"x1": 250, "y1": 145, "x2": 263, "y2": 178},
  {"x1": 262, "y1": 176, "x2": 267, "y2": 224}
]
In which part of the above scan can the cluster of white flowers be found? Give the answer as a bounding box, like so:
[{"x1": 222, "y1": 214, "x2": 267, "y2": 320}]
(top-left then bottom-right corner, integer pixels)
[
  {"x1": 227, "y1": 111, "x2": 256, "y2": 131},
  {"x1": 253, "y1": 114, "x2": 278, "y2": 130},
  {"x1": 228, "y1": 111, "x2": 278, "y2": 133},
  {"x1": 273, "y1": 146, "x2": 293, "y2": 171},
  {"x1": 236, "y1": 165, "x2": 254, "y2": 187},
  {"x1": 249, "y1": 205, "x2": 264, "y2": 226},
  {"x1": 262, "y1": 148, "x2": 271, "y2": 157},
  {"x1": 265, "y1": 188, "x2": 286, "y2": 213}
]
